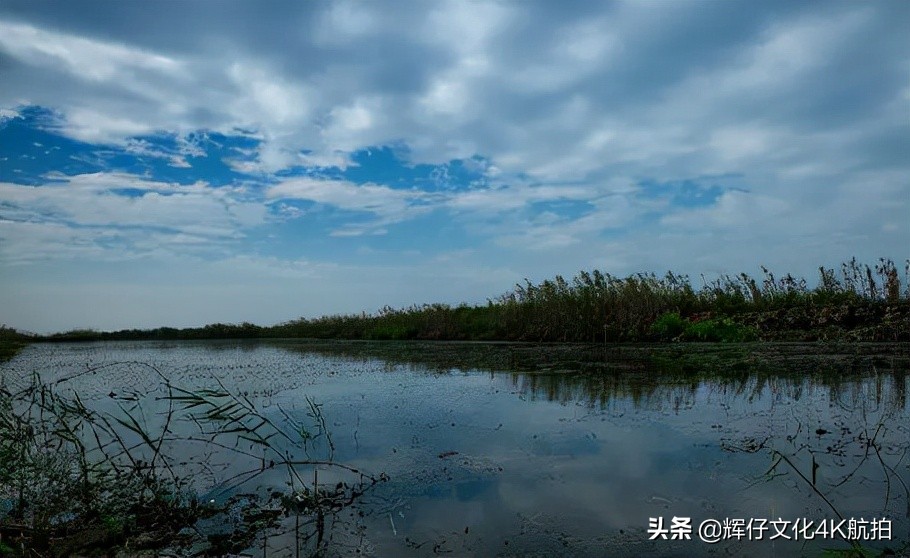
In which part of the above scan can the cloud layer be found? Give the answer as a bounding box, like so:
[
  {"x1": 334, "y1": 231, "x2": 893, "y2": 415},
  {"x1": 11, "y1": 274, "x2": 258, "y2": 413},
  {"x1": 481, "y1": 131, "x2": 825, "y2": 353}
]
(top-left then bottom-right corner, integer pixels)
[{"x1": 0, "y1": 1, "x2": 907, "y2": 331}]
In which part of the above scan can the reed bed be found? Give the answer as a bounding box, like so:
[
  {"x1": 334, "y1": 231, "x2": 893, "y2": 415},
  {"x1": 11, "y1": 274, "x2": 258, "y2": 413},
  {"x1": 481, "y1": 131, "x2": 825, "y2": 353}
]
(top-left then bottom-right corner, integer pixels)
[{"x1": 26, "y1": 258, "x2": 910, "y2": 344}]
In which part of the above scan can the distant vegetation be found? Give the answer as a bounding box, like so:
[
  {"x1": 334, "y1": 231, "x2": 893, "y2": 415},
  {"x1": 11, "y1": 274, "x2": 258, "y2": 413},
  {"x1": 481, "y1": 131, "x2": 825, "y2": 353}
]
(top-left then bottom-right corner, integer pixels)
[
  {"x1": 0, "y1": 327, "x2": 29, "y2": 362},
  {"x1": 7, "y1": 258, "x2": 910, "y2": 346}
]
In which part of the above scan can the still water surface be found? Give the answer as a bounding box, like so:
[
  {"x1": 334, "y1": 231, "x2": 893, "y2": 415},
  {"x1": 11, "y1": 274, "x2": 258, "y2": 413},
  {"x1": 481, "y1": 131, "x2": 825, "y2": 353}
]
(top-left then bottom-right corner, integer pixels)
[{"x1": 2, "y1": 340, "x2": 908, "y2": 557}]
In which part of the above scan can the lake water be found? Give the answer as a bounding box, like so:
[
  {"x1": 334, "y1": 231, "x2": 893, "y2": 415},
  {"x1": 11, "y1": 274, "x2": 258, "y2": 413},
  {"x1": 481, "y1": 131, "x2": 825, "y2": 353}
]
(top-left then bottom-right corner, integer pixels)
[{"x1": 2, "y1": 340, "x2": 908, "y2": 557}]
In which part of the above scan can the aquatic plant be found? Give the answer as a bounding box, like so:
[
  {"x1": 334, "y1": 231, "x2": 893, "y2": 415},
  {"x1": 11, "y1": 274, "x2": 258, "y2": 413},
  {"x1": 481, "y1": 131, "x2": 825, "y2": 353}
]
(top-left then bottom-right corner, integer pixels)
[
  {"x1": 723, "y1": 377, "x2": 910, "y2": 558},
  {"x1": 0, "y1": 363, "x2": 384, "y2": 557}
]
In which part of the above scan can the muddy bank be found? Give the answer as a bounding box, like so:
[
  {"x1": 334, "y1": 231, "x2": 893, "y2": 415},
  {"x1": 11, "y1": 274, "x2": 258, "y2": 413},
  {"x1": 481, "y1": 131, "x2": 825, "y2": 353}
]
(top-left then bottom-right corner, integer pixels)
[{"x1": 732, "y1": 301, "x2": 910, "y2": 342}]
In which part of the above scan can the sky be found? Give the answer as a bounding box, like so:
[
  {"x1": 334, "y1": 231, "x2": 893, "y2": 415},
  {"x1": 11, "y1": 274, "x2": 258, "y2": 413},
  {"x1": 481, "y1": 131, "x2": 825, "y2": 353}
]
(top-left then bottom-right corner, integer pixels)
[{"x1": 0, "y1": 1, "x2": 908, "y2": 333}]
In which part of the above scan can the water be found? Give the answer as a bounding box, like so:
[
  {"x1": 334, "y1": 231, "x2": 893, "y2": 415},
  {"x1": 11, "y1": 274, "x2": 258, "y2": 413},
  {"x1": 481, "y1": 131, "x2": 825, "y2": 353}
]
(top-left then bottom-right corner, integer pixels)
[{"x1": 2, "y1": 340, "x2": 908, "y2": 557}]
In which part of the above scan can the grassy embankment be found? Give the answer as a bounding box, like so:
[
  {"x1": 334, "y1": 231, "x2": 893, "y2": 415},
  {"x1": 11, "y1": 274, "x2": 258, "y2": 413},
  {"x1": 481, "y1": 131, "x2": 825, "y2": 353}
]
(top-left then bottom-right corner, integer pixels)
[{"x1": 33, "y1": 258, "x2": 910, "y2": 344}]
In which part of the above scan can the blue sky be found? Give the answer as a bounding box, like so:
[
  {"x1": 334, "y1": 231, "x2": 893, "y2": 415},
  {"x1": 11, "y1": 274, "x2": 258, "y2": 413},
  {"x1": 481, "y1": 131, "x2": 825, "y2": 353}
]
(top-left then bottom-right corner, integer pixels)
[{"x1": 0, "y1": 1, "x2": 907, "y2": 333}]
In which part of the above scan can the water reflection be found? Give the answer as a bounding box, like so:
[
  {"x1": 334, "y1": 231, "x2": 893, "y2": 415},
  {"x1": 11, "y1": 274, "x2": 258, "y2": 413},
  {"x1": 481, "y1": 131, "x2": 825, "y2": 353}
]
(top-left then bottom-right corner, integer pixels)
[
  {"x1": 1, "y1": 341, "x2": 908, "y2": 557},
  {"x1": 509, "y1": 368, "x2": 908, "y2": 414}
]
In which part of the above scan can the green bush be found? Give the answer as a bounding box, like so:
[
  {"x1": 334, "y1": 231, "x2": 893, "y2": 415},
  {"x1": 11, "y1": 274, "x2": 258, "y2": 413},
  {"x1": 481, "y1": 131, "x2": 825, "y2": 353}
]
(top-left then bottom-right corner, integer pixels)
[{"x1": 650, "y1": 312, "x2": 687, "y2": 340}]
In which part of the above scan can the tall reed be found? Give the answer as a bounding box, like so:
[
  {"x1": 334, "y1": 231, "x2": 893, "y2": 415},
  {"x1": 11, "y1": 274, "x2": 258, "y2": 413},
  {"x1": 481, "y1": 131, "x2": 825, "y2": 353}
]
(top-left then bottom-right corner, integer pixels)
[{"x1": 35, "y1": 258, "x2": 910, "y2": 344}]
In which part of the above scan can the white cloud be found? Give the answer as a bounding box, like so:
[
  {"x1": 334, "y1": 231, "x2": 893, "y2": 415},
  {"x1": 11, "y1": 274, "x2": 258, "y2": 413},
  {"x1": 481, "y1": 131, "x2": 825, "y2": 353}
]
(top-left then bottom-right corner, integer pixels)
[
  {"x1": 0, "y1": 107, "x2": 21, "y2": 122},
  {"x1": 507, "y1": 19, "x2": 621, "y2": 94},
  {"x1": 660, "y1": 190, "x2": 789, "y2": 230},
  {"x1": 419, "y1": 75, "x2": 473, "y2": 117},
  {"x1": 267, "y1": 177, "x2": 434, "y2": 235},
  {"x1": 422, "y1": 0, "x2": 513, "y2": 57},
  {"x1": 122, "y1": 138, "x2": 196, "y2": 168},
  {"x1": 228, "y1": 62, "x2": 310, "y2": 127},
  {"x1": 311, "y1": 1, "x2": 382, "y2": 46},
  {"x1": 322, "y1": 96, "x2": 389, "y2": 153},
  {"x1": 447, "y1": 184, "x2": 594, "y2": 213},
  {"x1": 0, "y1": 218, "x2": 113, "y2": 265},
  {"x1": 61, "y1": 107, "x2": 156, "y2": 143},
  {"x1": 707, "y1": 125, "x2": 781, "y2": 164},
  {"x1": 0, "y1": 173, "x2": 267, "y2": 263},
  {"x1": 0, "y1": 20, "x2": 182, "y2": 82},
  {"x1": 297, "y1": 150, "x2": 355, "y2": 169},
  {"x1": 0, "y1": 3, "x2": 899, "y2": 191}
]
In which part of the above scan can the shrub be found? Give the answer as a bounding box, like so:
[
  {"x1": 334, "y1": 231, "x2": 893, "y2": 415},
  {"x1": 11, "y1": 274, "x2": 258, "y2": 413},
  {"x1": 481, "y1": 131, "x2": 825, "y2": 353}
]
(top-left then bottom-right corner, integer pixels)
[{"x1": 650, "y1": 312, "x2": 687, "y2": 340}]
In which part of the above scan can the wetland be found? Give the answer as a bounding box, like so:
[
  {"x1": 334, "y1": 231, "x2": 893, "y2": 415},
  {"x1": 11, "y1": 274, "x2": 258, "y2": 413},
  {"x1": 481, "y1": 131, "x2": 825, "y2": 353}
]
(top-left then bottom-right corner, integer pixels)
[{"x1": 1, "y1": 340, "x2": 908, "y2": 557}]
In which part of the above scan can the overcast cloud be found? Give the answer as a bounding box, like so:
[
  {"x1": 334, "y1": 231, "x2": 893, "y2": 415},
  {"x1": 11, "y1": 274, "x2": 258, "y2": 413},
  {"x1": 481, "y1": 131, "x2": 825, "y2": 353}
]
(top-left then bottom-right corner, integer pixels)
[{"x1": 0, "y1": 0, "x2": 907, "y2": 332}]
